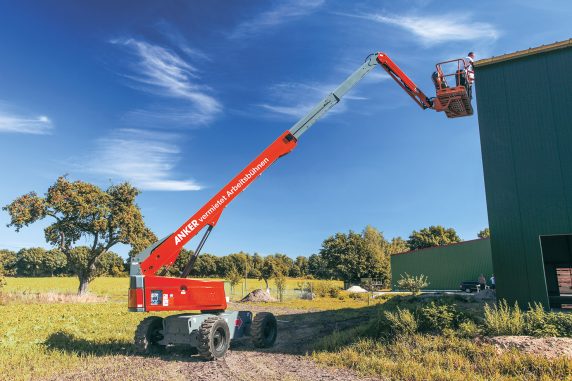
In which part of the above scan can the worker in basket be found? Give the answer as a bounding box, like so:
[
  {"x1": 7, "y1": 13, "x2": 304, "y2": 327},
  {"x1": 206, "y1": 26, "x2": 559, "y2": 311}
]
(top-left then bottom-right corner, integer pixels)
[
  {"x1": 431, "y1": 52, "x2": 475, "y2": 98},
  {"x1": 455, "y1": 52, "x2": 475, "y2": 98}
]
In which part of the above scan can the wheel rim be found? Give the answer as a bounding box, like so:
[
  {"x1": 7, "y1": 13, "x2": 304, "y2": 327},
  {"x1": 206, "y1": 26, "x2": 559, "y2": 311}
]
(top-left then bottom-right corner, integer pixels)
[{"x1": 213, "y1": 327, "x2": 226, "y2": 352}]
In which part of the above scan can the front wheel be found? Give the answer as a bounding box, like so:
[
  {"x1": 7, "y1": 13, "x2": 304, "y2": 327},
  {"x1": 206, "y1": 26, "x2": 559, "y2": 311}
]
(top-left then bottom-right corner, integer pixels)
[
  {"x1": 251, "y1": 312, "x2": 277, "y2": 348},
  {"x1": 197, "y1": 316, "x2": 230, "y2": 360},
  {"x1": 134, "y1": 316, "x2": 165, "y2": 354}
]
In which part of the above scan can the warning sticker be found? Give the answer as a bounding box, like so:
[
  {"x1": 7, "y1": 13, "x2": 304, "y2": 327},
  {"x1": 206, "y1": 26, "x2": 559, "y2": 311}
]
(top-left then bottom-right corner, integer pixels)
[{"x1": 162, "y1": 294, "x2": 169, "y2": 306}]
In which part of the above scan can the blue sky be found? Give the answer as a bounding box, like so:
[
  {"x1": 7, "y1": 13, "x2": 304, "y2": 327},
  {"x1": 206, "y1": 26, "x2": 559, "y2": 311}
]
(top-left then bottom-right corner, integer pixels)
[{"x1": 1, "y1": 0, "x2": 571, "y2": 258}]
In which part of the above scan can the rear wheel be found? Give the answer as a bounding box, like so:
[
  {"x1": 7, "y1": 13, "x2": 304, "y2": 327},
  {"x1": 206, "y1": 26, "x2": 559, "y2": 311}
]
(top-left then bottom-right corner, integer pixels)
[
  {"x1": 197, "y1": 316, "x2": 230, "y2": 360},
  {"x1": 134, "y1": 316, "x2": 165, "y2": 354},
  {"x1": 251, "y1": 312, "x2": 277, "y2": 348}
]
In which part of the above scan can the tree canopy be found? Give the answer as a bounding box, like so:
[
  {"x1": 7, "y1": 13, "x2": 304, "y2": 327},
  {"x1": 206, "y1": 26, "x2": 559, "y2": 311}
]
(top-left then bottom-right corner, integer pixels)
[
  {"x1": 3, "y1": 176, "x2": 156, "y2": 294},
  {"x1": 478, "y1": 228, "x2": 490, "y2": 239},
  {"x1": 319, "y1": 225, "x2": 392, "y2": 286},
  {"x1": 407, "y1": 225, "x2": 461, "y2": 250}
]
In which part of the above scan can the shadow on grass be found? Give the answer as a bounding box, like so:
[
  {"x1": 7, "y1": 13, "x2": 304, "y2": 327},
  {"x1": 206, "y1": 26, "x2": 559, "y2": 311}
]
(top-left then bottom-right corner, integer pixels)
[
  {"x1": 44, "y1": 331, "x2": 201, "y2": 362},
  {"x1": 43, "y1": 296, "x2": 440, "y2": 360}
]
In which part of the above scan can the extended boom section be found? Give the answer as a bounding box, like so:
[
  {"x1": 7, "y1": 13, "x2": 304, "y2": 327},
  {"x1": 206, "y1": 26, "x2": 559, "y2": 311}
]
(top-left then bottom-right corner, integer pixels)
[
  {"x1": 128, "y1": 49, "x2": 475, "y2": 360},
  {"x1": 129, "y1": 50, "x2": 474, "y2": 314}
]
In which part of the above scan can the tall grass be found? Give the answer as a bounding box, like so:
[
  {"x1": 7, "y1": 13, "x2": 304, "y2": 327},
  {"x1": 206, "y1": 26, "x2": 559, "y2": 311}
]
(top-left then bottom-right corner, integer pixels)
[
  {"x1": 483, "y1": 300, "x2": 525, "y2": 336},
  {"x1": 313, "y1": 298, "x2": 572, "y2": 381},
  {"x1": 484, "y1": 300, "x2": 572, "y2": 337},
  {"x1": 314, "y1": 334, "x2": 572, "y2": 381}
]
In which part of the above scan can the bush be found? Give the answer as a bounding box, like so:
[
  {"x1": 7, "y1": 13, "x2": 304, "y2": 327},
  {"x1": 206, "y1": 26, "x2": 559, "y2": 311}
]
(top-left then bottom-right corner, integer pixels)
[
  {"x1": 417, "y1": 302, "x2": 456, "y2": 333},
  {"x1": 273, "y1": 272, "x2": 287, "y2": 302},
  {"x1": 381, "y1": 308, "x2": 418, "y2": 338},
  {"x1": 484, "y1": 300, "x2": 572, "y2": 338},
  {"x1": 313, "y1": 281, "x2": 341, "y2": 298},
  {"x1": 524, "y1": 303, "x2": 558, "y2": 337},
  {"x1": 524, "y1": 303, "x2": 572, "y2": 337},
  {"x1": 547, "y1": 311, "x2": 572, "y2": 337},
  {"x1": 396, "y1": 273, "x2": 429, "y2": 295},
  {"x1": 457, "y1": 320, "x2": 481, "y2": 338},
  {"x1": 484, "y1": 300, "x2": 525, "y2": 336},
  {"x1": 349, "y1": 292, "x2": 368, "y2": 301}
]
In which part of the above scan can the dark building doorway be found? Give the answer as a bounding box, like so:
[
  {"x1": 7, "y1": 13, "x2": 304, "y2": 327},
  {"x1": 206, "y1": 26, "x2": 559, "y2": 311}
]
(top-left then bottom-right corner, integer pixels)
[{"x1": 540, "y1": 234, "x2": 572, "y2": 308}]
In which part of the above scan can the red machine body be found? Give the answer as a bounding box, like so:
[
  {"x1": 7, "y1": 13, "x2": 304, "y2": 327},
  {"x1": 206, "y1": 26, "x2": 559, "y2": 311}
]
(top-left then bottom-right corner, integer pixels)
[
  {"x1": 129, "y1": 131, "x2": 297, "y2": 312},
  {"x1": 129, "y1": 51, "x2": 473, "y2": 313}
]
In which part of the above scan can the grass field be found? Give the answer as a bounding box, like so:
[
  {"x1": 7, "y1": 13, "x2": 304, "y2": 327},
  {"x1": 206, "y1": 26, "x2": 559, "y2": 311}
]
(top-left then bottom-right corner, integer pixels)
[
  {"x1": 0, "y1": 276, "x2": 354, "y2": 380},
  {"x1": 2, "y1": 277, "x2": 571, "y2": 381}
]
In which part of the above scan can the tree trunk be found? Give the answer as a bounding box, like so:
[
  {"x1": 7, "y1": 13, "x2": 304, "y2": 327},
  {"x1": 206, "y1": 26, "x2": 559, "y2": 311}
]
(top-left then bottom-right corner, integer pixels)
[
  {"x1": 77, "y1": 274, "x2": 90, "y2": 295},
  {"x1": 264, "y1": 279, "x2": 270, "y2": 293}
]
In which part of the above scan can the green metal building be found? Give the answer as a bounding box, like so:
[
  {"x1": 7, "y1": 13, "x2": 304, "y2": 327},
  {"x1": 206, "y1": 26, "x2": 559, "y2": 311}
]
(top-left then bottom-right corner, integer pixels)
[
  {"x1": 475, "y1": 39, "x2": 572, "y2": 308},
  {"x1": 391, "y1": 238, "x2": 493, "y2": 290}
]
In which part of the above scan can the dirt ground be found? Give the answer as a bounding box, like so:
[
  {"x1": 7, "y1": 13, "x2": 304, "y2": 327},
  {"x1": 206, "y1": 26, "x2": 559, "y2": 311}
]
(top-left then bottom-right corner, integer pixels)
[
  {"x1": 480, "y1": 335, "x2": 572, "y2": 359},
  {"x1": 44, "y1": 303, "x2": 381, "y2": 381}
]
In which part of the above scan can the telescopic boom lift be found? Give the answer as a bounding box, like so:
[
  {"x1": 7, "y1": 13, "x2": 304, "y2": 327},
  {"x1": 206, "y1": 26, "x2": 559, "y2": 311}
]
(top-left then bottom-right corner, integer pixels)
[{"x1": 128, "y1": 52, "x2": 474, "y2": 360}]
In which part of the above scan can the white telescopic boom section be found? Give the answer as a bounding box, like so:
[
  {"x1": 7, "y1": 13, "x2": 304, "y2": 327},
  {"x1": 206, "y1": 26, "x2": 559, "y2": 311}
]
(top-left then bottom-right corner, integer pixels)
[{"x1": 289, "y1": 54, "x2": 379, "y2": 139}]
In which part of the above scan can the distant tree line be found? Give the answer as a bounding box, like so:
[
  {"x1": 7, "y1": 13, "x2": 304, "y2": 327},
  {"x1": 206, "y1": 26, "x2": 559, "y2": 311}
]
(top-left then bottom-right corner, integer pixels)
[
  {"x1": 1, "y1": 171, "x2": 490, "y2": 294},
  {"x1": 0, "y1": 247, "x2": 125, "y2": 277},
  {"x1": 0, "y1": 224, "x2": 489, "y2": 287}
]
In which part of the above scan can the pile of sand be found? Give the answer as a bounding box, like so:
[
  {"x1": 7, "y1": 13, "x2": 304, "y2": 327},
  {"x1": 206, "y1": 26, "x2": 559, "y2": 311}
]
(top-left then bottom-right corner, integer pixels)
[
  {"x1": 480, "y1": 336, "x2": 572, "y2": 359},
  {"x1": 346, "y1": 285, "x2": 368, "y2": 293},
  {"x1": 240, "y1": 289, "x2": 277, "y2": 302}
]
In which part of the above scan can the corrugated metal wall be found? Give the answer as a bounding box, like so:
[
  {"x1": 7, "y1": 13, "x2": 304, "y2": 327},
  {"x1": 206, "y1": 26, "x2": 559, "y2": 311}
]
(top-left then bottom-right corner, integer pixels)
[
  {"x1": 391, "y1": 239, "x2": 493, "y2": 290},
  {"x1": 475, "y1": 46, "x2": 572, "y2": 308}
]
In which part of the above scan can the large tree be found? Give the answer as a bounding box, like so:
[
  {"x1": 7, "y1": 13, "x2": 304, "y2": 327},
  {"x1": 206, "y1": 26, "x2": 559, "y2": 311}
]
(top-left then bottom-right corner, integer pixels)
[
  {"x1": 17, "y1": 247, "x2": 47, "y2": 277},
  {"x1": 259, "y1": 257, "x2": 276, "y2": 291},
  {"x1": 291, "y1": 256, "x2": 309, "y2": 277},
  {"x1": 387, "y1": 237, "x2": 410, "y2": 255},
  {"x1": 3, "y1": 176, "x2": 156, "y2": 294},
  {"x1": 308, "y1": 253, "x2": 331, "y2": 279},
  {"x1": 0, "y1": 249, "x2": 18, "y2": 276},
  {"x1": 319, "y1": 226, "x2": 391, "y2": 284},
  {"x1": 407, "y1": 225, "x2": 461, "y2": 250},
  {"x1": 362, "y1": 226, "x2": 391, "y2": 287}
]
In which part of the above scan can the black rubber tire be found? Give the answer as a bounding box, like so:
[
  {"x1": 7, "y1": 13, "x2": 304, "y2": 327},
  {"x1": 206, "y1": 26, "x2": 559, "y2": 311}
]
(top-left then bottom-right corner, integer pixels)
[
  {"x1": 197, "y1": 316, "x2": 230, "y2": 360},
  {"x1": 251, "y1": 312, "x2": 277, "y2": 348},
  {"x1": 134, "y1": 316, "x2": 165, "y2": 354}
]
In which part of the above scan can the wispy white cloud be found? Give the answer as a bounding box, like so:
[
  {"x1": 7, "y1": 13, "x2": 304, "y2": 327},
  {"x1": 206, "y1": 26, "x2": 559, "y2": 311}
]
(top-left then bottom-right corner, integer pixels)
[
  {"x1": 154, "y1": 20, "x2": 212, "y2": 62},
  {"x1": 229, "y1": 0, "x2": 324, "y2": 40},
  {"x1": 110, "y1": 38, "x2": 221, "y2": 126},
  {"x1": 341, "y1": 12, "x2": 499, "y2": 46},
  {"x1": 0, "y1": 103, "x2": 53, "y2": 134},
  {"x1": 87, "y1": 129, "x2": 201, "y2": 191},
  {"x1": 257, "y1": 81, "x2": 367, "y2": 119}
]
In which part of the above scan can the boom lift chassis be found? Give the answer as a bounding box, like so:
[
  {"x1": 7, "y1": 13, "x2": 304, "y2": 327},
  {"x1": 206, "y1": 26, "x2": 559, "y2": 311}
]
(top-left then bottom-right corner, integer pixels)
[{"x1": 129, "y1": 51, "x2": 473, "y2": 360}]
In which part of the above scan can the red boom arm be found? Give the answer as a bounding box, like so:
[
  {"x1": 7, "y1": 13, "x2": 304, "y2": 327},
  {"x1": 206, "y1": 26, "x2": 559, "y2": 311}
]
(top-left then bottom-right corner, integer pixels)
[
  {"x1": 139, "y1": 131, "x2": 297, "y2": 275},
  {"x1": 376, "y1": 53, "x2": 433, "y2": 110},
  {"x1": 129, "y1": 50, "x2": 471, "y2": 313}
]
